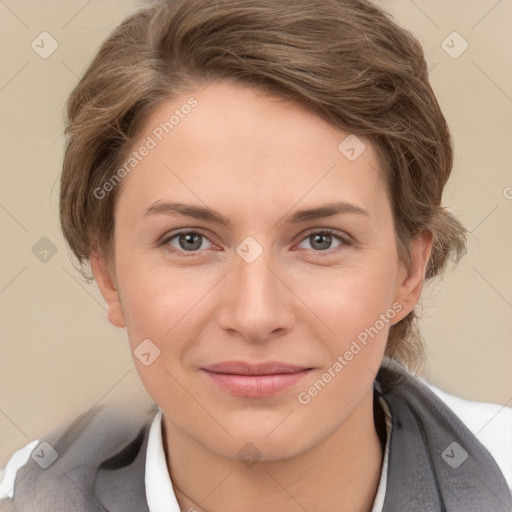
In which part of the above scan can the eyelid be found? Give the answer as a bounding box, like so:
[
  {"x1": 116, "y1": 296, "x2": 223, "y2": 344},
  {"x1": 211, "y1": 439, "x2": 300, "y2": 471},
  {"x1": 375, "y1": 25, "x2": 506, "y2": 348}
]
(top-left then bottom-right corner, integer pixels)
[
  {"x1": 158, "y1": 227, "x2": 218, "y2": 250},
  {"x1": 159, "y1": 226, "x2": 355, "y2": 258},
  {"x1": 293, "y1": 228, "x2": 354, "y2": 256},
  {"x1": 297, "y1": 227, "x2": 354, "y2": 245}
]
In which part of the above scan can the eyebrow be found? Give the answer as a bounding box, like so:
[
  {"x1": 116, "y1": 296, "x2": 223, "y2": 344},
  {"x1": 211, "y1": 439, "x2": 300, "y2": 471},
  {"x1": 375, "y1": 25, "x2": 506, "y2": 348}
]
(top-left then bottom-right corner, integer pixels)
[{"x1": 142, "y1": 201, "x2": 370, "y2": 228}]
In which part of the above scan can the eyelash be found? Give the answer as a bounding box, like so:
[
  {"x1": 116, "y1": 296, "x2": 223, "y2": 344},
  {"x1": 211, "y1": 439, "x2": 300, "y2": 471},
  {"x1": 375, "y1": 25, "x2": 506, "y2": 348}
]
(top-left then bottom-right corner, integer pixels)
[{"x1": 157, "y1": 228, "x2": 353, "y2": 257}]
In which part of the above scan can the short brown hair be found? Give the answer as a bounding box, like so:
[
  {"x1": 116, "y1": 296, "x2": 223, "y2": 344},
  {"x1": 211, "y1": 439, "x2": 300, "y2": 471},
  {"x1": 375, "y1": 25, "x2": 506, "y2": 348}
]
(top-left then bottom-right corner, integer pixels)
[{"x1": 59, "y1": 0, "x2": 467, "y2": 374}]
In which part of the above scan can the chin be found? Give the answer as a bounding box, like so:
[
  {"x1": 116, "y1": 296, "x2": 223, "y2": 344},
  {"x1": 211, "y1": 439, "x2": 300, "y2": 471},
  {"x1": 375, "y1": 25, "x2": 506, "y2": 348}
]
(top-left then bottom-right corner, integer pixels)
[{"x1": 199, "y1": 417, "x2": 312, "y2": 462}]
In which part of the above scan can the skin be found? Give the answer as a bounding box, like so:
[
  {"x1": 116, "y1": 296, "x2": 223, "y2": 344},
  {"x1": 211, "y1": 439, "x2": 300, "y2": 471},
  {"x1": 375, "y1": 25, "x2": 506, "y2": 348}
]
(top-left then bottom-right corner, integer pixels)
[{"x1": 91, "y1": 79, "x2": 432, "y2": 512}]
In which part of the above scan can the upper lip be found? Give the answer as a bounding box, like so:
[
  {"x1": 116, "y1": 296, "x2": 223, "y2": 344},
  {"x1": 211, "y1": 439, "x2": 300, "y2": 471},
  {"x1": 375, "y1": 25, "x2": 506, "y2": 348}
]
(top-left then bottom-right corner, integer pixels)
[{"x1": 202, "y1": 361, "x2": 311, "y2": 376}]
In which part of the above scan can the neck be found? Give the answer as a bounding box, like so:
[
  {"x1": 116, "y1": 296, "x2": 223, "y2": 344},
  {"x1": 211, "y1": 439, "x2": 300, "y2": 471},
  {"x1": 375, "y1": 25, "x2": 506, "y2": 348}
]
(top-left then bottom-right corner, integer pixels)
[{"x1": 162, "y1": 389, "x2": 384, "y2": 512}]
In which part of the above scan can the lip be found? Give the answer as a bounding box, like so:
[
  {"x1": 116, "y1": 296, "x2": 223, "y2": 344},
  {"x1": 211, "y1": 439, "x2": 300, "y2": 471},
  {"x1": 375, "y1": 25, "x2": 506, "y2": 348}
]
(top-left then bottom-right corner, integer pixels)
[{"x1": 201, "y1": 361, "x2": 312, "y2": 398}]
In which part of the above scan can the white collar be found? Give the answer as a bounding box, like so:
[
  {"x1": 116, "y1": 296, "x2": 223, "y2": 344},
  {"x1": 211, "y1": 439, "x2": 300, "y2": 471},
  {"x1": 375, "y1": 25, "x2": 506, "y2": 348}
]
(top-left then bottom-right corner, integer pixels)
[
  {"x1": 370, "y1": 396, "x2": 391, "y2": 512},
  {"x1": 145, "y1": 402, "x2": 391, "y2": 512},
  {"x1": 145, "y1": 409, "x2": 181, "y2": 512}
]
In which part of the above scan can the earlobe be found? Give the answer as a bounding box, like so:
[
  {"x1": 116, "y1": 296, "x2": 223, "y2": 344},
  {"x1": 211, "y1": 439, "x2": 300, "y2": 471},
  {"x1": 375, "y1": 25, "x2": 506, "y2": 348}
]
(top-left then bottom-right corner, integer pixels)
[
  {"x1": 90, "y1": 251, "x2": 126, "y2": 329},
  {"x1": 392, "y1": 230, "x2": 434, "y2": 323},
  {"x1": 106, "y1": 305, "x2": 125, "y2": 329}
]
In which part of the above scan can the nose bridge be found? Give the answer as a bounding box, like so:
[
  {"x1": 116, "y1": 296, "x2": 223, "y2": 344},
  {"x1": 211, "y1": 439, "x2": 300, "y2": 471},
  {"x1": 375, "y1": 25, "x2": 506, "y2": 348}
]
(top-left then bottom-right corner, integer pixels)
[
  {"x1": 236, "y1": 248, "x2": 275, "y2": 303},
  {"x1": 217, "y1": 239, "x2": 291, "y2": 341}
]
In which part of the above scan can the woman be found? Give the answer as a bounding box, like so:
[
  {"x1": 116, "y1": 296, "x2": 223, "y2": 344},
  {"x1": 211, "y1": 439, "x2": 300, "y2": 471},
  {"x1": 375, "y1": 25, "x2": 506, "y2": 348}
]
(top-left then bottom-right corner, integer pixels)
[{"x1": 1, "y1": 0, "x2": 511, "y2": 510}]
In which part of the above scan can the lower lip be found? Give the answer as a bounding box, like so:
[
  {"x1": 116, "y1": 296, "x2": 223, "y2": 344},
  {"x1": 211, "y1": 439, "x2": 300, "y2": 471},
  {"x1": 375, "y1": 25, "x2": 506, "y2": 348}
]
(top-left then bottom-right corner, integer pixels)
[{"x1": 202, "y1": 369, "x2": 311, "y2": 398}]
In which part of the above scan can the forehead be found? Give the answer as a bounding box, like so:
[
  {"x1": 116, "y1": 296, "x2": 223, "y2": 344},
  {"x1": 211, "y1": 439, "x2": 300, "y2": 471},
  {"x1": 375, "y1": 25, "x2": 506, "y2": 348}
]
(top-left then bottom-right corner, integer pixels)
[{"x1": 115, "y1": 80, "x2": 389, "y2": 223}]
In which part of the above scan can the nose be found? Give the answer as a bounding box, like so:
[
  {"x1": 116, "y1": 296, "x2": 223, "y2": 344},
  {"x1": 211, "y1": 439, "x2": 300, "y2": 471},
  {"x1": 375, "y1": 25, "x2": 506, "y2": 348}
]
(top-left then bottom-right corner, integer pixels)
[{"x1": 215, "y1": 245, "x2": 295, "y2": 344}]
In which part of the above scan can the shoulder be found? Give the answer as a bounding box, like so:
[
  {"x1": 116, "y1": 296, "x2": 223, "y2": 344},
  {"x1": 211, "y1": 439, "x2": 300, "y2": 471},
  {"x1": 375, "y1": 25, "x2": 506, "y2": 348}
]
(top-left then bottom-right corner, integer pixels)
[
  {"x1": 376, "y1": 359, "x2": 512, "y2": 502},
  {"x1": 0, "y1": 401, "x2": 158, "y2": 506},
  {"x1": 424, "y1": 381, "x2": 512, "y2": 492}
]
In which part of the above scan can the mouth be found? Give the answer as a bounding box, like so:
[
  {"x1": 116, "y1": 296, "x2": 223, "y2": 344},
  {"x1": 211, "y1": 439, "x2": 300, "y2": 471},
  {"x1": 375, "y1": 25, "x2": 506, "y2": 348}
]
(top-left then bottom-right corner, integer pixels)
[{"x1": 201, "y1": 361, "x2": 313, "y2": 398}]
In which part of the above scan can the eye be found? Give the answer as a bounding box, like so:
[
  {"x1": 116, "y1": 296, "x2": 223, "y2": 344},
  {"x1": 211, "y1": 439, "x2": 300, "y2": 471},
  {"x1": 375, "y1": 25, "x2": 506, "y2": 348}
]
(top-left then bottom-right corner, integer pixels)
[
  {"x1": 160, "y1": 230, "x2": 215, "y2": 255},
  {"x1": 158, "y1": 228, "x2": 352, "y2": 257},
  {"x1": 296, "y1": 229, "x2": 350, "y2": 253}
]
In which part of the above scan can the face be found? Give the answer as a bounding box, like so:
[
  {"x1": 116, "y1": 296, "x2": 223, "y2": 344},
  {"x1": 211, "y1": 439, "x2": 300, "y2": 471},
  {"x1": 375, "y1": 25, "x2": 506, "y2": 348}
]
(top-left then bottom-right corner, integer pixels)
[{"x1": 92, "y1": 80, "x2": 430, "y2": 461}]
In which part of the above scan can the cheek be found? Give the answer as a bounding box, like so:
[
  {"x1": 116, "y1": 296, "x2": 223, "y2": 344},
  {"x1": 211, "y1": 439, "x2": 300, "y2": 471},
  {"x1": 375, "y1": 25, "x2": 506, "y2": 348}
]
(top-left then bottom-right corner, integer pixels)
[
  {"x1": 116, "y1": 254, "x2": 207, "y2": 336},
  {"x1": 117, "y1": 275, "x2": 192, "y2": 413},
  {"x1": 297, "y1": 259, "x2": 398, "y2": 340},
  {"x1": 114, "y1": 260, "x2": 212, "y2": 387},
  {"x1": 293, "y1": 267, "x2": 396, "y2": 418}
]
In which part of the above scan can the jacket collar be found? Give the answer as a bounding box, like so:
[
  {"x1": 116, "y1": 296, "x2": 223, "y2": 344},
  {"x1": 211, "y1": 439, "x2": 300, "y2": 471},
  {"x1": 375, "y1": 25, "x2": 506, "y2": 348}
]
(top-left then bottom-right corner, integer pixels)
[{"x1": 376, "y1": 359, "x2": 512, "y2": 511}]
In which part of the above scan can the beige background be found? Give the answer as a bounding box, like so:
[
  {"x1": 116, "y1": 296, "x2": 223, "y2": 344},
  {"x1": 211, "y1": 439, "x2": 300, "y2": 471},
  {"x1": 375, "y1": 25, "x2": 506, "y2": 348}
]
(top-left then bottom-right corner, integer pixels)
[{"x1": 1, "y1": 0, "x2": 511, "y2": 465}]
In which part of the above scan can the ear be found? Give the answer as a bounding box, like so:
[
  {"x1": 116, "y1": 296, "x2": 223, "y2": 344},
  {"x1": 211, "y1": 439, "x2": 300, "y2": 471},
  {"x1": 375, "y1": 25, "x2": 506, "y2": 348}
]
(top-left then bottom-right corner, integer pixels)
[
  {"x1": 90, "y1": 250, "x2": 126, "y2": 329},
  {"x1": 392, "y1": 230, "x2": 433, "y2": 323}
]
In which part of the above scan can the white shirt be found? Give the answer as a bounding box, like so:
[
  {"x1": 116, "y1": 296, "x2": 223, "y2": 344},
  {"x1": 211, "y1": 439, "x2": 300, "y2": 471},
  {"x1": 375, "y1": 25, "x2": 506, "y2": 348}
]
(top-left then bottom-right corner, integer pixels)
[{"x1": 1, "y1": 384, "x2": 511, "y2": 510}]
